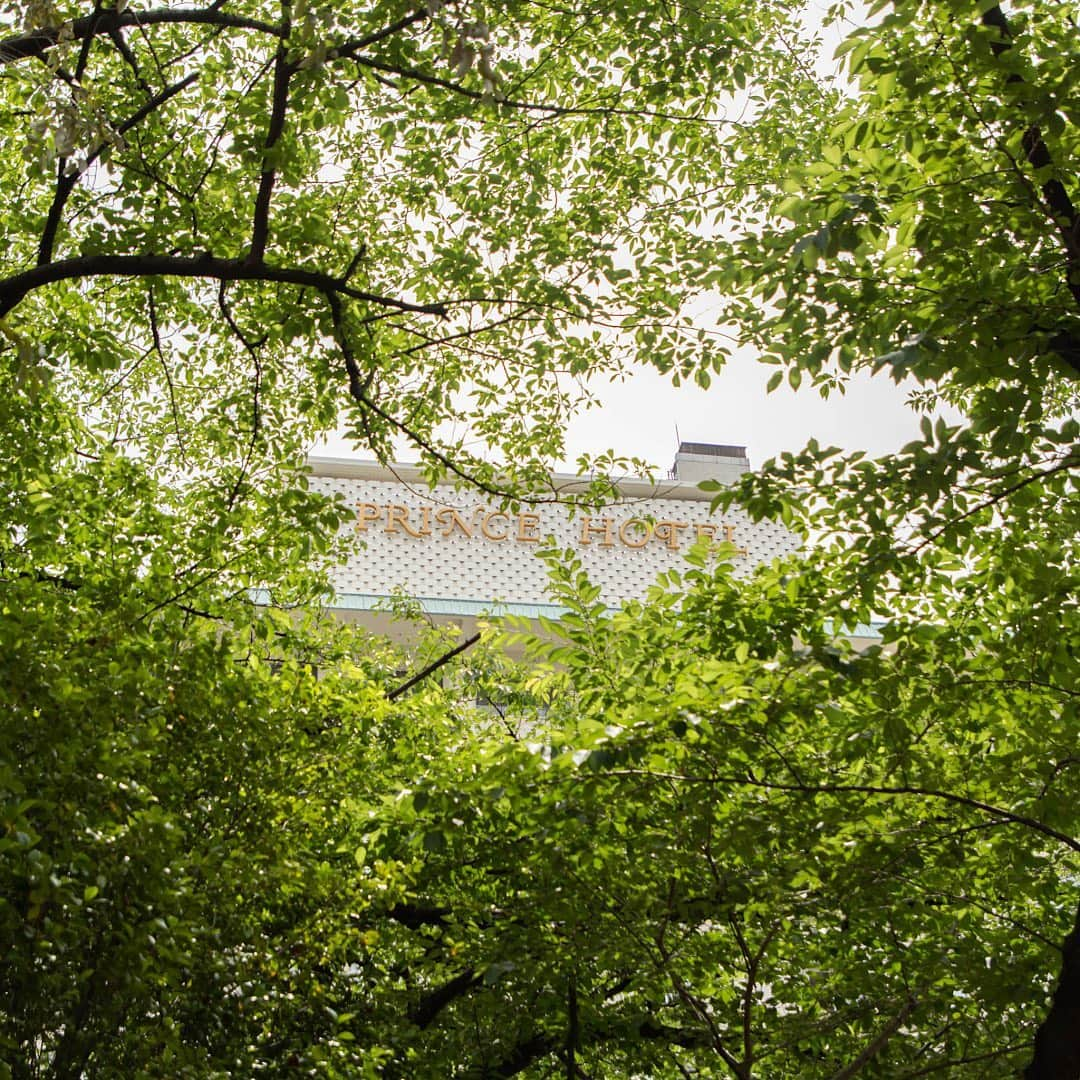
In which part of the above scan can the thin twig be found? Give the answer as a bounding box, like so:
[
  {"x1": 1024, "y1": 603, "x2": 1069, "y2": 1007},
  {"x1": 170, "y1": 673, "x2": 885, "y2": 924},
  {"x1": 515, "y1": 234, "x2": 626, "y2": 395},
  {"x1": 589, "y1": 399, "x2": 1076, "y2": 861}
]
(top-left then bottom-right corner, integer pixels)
[
  {"x1": 147, "y1": 282, "x2": 189, "y2": 465},
  {"x1": 602, "y1": 769, "x2": 1080, "y2": 854},
  {"x1": 387, "y1": 632, "x2": 481, "y2": 701},
  {"x1": 346, "y1": 55, "x2": 739, "y2": 125},
  {"x1": 911, "y1": 454, "x2": 1077, "y2": 554}
]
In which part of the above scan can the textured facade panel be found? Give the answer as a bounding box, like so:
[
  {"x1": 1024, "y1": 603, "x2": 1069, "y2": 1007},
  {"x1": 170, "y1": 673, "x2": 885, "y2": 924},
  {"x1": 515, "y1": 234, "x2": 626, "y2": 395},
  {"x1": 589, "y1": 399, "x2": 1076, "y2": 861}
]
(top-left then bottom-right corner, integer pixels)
[{"x1": 306, "y1": 459, "x2": 801, "y2": 610}]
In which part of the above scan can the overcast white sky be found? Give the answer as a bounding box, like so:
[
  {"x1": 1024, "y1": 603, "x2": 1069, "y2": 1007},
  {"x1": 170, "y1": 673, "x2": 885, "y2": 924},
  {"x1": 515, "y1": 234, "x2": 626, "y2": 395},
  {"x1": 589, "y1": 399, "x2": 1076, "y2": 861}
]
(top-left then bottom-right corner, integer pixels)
[
  {"x1": 561, "y1": 358, "x2": 930, "y2": 475},
  {"x1": 316, "y1": 353, "x2": 945, "y2": 478}
]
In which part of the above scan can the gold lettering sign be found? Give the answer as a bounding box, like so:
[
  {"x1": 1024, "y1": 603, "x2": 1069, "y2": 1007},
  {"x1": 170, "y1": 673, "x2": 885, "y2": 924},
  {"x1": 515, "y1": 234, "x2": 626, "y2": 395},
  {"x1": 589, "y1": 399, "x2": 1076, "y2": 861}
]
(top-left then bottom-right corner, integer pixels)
[
  {"x1": 618, "y1": 519, "x2": 651, "y2": 548},
  {"x1": 723, "y1": 523, "x2": 748, "y2": 555},
  {"x1": 480, "y1": 512, "x2": 510, "y2": 541},
  {"x1": 435, "y1": 507, "x2": 474, "y2": 539},
  {"x1": 579, "y1": 516, "x2": 614, "y2": 547},
  {"x1": 516, "y1": 513, "x2": 541, "y2": 543},
  {"x1": 385, "y1": 503, "x2": 428, "y2": 538},
  {"x1": 355, "y1": 502, "x2": 382, "y2": 532},
  {"x1": 653, "y1": 520, "x2": 689, "y2": 551},
  {"x1": 352, "y1": 503, "x2": 743, "y2": 554}
]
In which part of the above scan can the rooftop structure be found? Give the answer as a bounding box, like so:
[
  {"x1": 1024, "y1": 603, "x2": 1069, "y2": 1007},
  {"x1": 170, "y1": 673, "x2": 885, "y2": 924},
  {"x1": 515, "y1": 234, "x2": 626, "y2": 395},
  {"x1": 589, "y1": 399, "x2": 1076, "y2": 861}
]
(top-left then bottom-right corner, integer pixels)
[{"x1": 670, "y1": 442, "x2": 751, "y2": 484}]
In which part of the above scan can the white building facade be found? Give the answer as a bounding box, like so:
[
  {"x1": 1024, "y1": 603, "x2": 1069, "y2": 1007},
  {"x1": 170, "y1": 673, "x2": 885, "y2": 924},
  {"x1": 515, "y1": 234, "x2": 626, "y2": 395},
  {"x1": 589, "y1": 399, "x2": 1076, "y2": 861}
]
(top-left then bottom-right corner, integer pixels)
[{"x1": 306, "y1": 443, "x2": 802, "y2": 639}]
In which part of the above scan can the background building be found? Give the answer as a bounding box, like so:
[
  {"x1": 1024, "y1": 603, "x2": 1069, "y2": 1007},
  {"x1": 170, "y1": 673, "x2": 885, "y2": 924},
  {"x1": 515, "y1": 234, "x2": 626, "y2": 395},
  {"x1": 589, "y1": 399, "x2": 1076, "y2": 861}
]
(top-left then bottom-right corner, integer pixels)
[{"x1": 306, "y1": 442, "x2": 802, "y2": 643}]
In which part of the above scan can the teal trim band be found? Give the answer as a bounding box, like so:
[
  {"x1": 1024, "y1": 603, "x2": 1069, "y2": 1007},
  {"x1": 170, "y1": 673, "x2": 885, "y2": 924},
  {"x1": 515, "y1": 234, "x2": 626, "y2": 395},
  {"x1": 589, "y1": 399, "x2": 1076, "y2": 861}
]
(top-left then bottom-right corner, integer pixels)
[
  {"x1": 328, "y1": 592, "x2": 576, "y2": 619},
  {"x1": 251, "y1": 589, "x2": 885, "y2": 639},
  {"x1": 823, "y1": 619, "x2": 885, "y2": 639}
]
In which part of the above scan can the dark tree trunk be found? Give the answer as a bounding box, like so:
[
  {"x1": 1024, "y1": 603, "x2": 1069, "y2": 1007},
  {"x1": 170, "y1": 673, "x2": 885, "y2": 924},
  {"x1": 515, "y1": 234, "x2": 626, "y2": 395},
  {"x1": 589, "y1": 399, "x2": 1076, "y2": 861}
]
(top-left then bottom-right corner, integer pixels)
[{"x1": 1026, "y1": 899, "x2": 1080, "y2": 1079}]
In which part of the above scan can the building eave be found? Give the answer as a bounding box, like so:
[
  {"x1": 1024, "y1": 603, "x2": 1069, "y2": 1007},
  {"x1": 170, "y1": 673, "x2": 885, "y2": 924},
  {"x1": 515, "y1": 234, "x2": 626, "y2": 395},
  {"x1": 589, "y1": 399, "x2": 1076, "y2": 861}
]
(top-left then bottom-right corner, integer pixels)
[{"x1": 304, "y1": 455, "x2": 724, "y2": 503}]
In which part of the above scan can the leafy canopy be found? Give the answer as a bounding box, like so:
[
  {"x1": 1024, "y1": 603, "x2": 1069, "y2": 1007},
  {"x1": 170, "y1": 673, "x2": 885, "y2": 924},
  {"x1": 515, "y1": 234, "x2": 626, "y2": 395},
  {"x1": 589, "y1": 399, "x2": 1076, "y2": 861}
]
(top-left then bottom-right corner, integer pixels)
[{"x1": 1, "y1": 0, "x2": 1078, "y2": 1076}]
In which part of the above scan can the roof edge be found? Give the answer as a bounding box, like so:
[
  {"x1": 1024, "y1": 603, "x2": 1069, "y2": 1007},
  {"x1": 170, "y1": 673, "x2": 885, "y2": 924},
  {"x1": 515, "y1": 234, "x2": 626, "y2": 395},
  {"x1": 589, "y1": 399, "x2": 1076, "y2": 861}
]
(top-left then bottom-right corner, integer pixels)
[{"x1": 304, "y1": 455, "x2": 724, "y2": 502}]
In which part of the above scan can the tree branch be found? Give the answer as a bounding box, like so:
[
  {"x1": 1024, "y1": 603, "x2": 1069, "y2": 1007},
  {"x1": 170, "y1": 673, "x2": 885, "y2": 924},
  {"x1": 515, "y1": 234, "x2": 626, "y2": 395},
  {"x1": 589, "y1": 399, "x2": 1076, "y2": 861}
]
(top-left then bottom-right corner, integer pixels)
[
  {"x1": 36, "y1": 72, "x2": 199, "y2": 266},
  {"x1": 0, "y1": 253, "x2": 447, "y2": 319},
  {"x1": 73, "y1": 0, "x2": 106, "y2": 82},
  {"x1": 982, "y1": 5, "x2": 1080, "y2": 312},
  {"x1": 486, "y1": 1034, "x2": 560, "y2": 1078},
  {"x1": 1024, "y1": 897, "x2": 1080, "y2": 1080},
  {"x1": 911, "y1": 452, "x2": 1078, "y2": 554},
  {"x1": 1, "y1": 4, "x2": 429, "y2": 74},
  {"x1": 605, "y1": 769, "x2": 1080, "y2": 854},
  {"x1": 216, "y1": 282, "x2": 264, "y2": 510},
  {"x1": 895, "y1": 1042, "x2": 1030, "y2": 1078},
  {"x1": 566, "y1": 969, "x2": 579, "y2": 1080},
  {"x1": 410, "y1": 968, "x2": 481, "y2": 1029},
  {"x1": 387, "y1": 632, "x2": 481, "y2": 701},
  {"x1": 323, "y1": 289, "x2": 551, "y2": 503},
  {"x1": 386, "y1": 902, "x2": 451, "y2": 929},
  {"x1": 331, "y1": 9, "x2": 429, "y2": 57},
  {"x1": 653, "y1": 926, "x2": 744, "y2": 1077},
  {"x1": 729, "y1": 918, "x2": 778, "y2": 1076},
  {"x1": 0, "y1": 7, "x2": 285, "y2": 65},
  {"x1": 147, "y1": 281, "x2": 189, "y2": 465},
  {"x1": 107, "y1": 27, "x2": 148, "y2": 92},
  {"x1": 345, "y1": 54, "x2": 736, "y2": 125},
  {"x1": 829, "y1": 995, "x2": 918, "y2": 1080},
  {"x1": 249, "y1": 4, "x2": 293, "y2": 263},
  {"x1": 477, "y1": 1018, "x2": 716, "y2": 1079},
  {"x1": 735, "y1": 774, "x2": 1080, "y2": 855}
]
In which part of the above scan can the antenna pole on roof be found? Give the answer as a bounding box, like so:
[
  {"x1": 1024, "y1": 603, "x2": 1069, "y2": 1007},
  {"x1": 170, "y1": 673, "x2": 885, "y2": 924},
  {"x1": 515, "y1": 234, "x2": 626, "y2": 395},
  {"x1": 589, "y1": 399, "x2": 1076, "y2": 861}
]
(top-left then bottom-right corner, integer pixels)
[{"x1": 674, "y1": 422, "x2": 681, "y2": 453}]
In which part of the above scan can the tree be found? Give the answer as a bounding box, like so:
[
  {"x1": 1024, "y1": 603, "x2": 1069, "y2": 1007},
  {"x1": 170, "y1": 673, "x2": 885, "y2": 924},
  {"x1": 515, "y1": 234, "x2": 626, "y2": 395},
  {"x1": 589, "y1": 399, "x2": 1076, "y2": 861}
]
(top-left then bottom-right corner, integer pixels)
[
  {"x1": 0, "y1": 1, "x2": 814, "y2": 1073},
  {"x1": 0, "y1": 0, "x2": 810, "y2": 496},
  {"x1": 716, "y1": 4, "x2": 1080, "y2": 1069},
  {"x1": 1, "y1": 0, "x2": 1078, "y2": 1077},
  {"x1": 356, "y1": 542, "x2": 1077, "y2": 1076},
  {"x1": 332, "y1": 0, "x2": 1080, "y2": 1075}
]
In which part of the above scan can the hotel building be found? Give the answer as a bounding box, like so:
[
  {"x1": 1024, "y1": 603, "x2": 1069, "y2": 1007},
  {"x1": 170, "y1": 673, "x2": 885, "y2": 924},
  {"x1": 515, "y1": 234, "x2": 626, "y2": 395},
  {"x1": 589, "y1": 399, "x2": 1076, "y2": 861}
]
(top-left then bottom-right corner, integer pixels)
[{"x1": 305, "y1": 442, "x2": 806, "y2": 644}]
